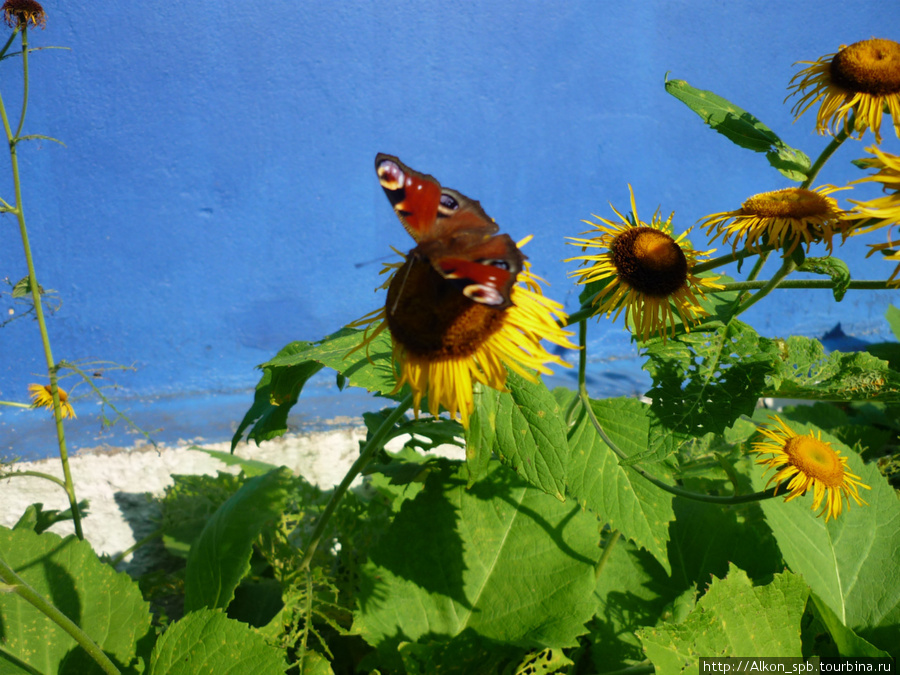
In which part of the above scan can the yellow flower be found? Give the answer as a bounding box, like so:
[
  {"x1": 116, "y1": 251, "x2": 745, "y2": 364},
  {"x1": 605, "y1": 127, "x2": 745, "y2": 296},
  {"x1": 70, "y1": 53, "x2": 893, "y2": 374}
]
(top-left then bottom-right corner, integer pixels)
[
  {"x1": 28, "y1": 383, "x2": 76, "y2": 419},
  {"x1": 1, "y1": 0, "x2": 45, "y2": 29},
  {"x1": 566, "y1": 187, "x2": 723, "y2": 342},
  {"x1": 846, "y1": 145, "x2": 900, "y2": 236},
  {"x1": 752, "y1": 416, "x2": 870, "y2": 522},
  {"x1": 786, "y1": 38, "x2": 900, "y2": 143},
  {"x1": 350, "y1": 240, "x2": 574, "y2": 428},
  {"x1": 700, "y1": 185, "x2": 850, "y2": 257}
]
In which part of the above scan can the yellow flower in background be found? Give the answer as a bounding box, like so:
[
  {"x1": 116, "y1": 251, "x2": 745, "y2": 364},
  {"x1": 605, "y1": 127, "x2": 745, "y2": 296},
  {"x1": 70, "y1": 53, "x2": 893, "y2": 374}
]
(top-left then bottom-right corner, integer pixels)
[
  {"x1": 847, "y1": 145, "x2": 900, "y2": 236},
  {"x1": 786, "y1": 38, "x2": 900, "y2": 143},
  {"x1": 566, "y1": 187, "x2": 722, "y2": 342},
  {"x1": 350, "y1": 241, "x2": 574, "y2": 429},
  {"x1": 865, "y1": 241, "x2": 900, "y2": 287},
  {"x1": 700, "y1": 185, "x2": 850, "y2": 256},
  {"x1": 1, "y1": 0, "x2": 45, "y2": 29},
  {"x1": 752, "y1": 416, "x2": 870, "y2": 522},
  {"x1": 28, "y1": 383, "x2": 76, "y2": 419}
]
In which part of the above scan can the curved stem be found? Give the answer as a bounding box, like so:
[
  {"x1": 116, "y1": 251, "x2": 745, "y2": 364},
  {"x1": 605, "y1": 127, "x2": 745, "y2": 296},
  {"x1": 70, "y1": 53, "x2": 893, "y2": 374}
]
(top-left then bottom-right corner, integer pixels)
[
  {"x1": 297, "y1": 393, "x2": 413, "y2": 573},
  {"x1": 1, "y1": 470, "x2": 68, "y2": 491},
  {"x1": 577, "y1": 386, "x2": 777, "y2": 505},
  {"x1": 801, "y1": 127, "x2": 849, "y2": 189},
  {"x1": 731, "y1": 257, "x2": 796, "y2": 318},
  {"x1": 13, "y1": 26, "x2": 28, "y2": 140},
  {"x1": 692, "y1": 245, "x2": 773, "y2": 275},
  {"x1": 0, "y1": 557, "x2": 121, "y2": 675},
  {"x1": 0, "y1": 32, "x2": 83, "y2": 539},
  {"x1": 720, "y1": 279, "x2": 891, "y2": 292}
]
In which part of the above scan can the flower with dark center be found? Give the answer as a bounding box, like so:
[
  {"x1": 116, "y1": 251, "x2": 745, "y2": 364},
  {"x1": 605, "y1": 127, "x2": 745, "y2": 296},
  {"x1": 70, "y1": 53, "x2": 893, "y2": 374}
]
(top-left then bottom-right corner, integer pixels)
[
  {"x1": 350, "y1": 239, "x2": 574, "y2": 428},
  {"x1": 700, "y1": 185, "x2": 850, "y2": 256},
  {"x1": 753, "y1": 416, "x2": 870, "y2": 522},
  {"x1": 787, "y1": 38, "x2": 900, "y2": 143},
  {"x1": 1, "y1": 0, "x2": 46, "y2": 29},
  {"x1": 566, "y1": 187, "x2": 722, "y2": 342}
]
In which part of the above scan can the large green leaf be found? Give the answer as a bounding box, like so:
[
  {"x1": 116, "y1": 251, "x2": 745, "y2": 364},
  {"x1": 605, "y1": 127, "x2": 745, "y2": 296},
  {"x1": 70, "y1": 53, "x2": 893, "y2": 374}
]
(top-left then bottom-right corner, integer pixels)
[
  {"x1": 643, "y1": 320, "x2": 778, "y2": 438},
  {"x1": 638, "y1": 566, "x2": 809, "y2": 670},
  {"x1": 764, "y1": 336, "x2": 900, "y2": 402},
  {"x1": 184, "y1": 468, "x2": 293, "y2": 612},
  {"x1": 479, "y1": 371, "x2": 569, "y2": 500},
  {"x1": 665, "y1": 78, "x2": 811, "y2": 181},
  {"x1": 148, "y1": 609, "x2": 286, "y2": 674},
  {"x1": 566, "y1": 397, "x2": 674, "y2": 573},
  {"x1": 355, "y1": 460, "x2": 600, "y2": 661},
  {"x1": 749, "y1": 416, "x2": 900, "y2": 658},
  {"x1": 0, "y1": 527, "x2": 152, "y2": 674}
]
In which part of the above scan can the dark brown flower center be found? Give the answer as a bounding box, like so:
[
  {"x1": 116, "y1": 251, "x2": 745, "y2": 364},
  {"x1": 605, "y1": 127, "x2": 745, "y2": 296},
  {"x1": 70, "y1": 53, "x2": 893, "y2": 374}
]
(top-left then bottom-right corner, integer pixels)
[
  {"x1": 385, "y1": 254, "x2": 505, "y2": 359},
  {"x1": 610, "y1": 227, "x2": 688, "y2": 297},
  {"x1": 830, "y1": 38, "x2": 900, "y2": 96},
  {"x1": 742, "y1": 188, "x2": 831, "y2": 219},
  {"x1": 783, "y1": 435, "x2": 844, "y2": 488}
]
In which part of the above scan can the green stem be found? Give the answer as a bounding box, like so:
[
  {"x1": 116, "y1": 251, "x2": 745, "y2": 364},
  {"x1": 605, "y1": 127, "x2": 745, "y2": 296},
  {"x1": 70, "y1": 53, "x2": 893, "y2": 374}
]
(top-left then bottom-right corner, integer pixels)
[
  {"x1": 0, "y1": 470, "x2": 68, "y2": 491},
  {"x1": 108, "y1": 527, "x2": 165, "y2": 568},
  {"x1": 577, "y1": 386, "x2": 777, "y2": 505},
  {"x1": 0, "y1": 26, "x2": 18, "y2": 60},
  {"x1": 13, "y1": 26, "x2": 28, "y2": 140},
  {"x1": 0, "y1": 557, "x2": 121, "y2": 675},
  {"x1": 721, "y1": 279, "x2": 890, "y2": 291},
  {"x1": 731, "y1": 257, "x2": 796, "y2": 318},
  {"x1": 297, "y1": 394, "x2": 413, "y2": 573},
  {"x1": 0, "y1": 30, "x2": 83, "y2": 539},
  {"x1": 692, "y1": 245, "x2": 773, "y2": 275},
  {"x1": 564, "y1": 319, "x2": 589, "y2": 424},
  {"x1": 0, "y1": 400, "x2": 32, "y2": 408},
  {"x1": 801, "y1": 127, "x2": 849, "y2": 189},
  {"x1": 594, "y1": 528, "x2": 620, "y2": 581}
]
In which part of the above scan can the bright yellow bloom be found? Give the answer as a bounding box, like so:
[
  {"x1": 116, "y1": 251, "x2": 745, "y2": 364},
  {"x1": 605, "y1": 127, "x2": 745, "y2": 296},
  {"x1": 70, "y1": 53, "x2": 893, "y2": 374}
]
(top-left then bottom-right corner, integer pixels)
[
  {"x1": 847, "y1": 145, "x2": 900, "y2": 236},
  {"x1": 1, "y1": 0, "x2": 45, "y2": 29},
  {"x1": 566, "y1": 187, "x2": 722, "y2": 343},
  {"x1": 700, "y1": 185, "x2": 850, "y2": 256},
  {"x1": 786, "y1": 38, "x2": 900, "y2": 143},
  {"x1": 350, "y1": 240, "x2": 574, "y2": 428},
  {"x1": 28, "y1": 383, "x2": 76, "y2": 419},
  {"x1": 753, "y1": 416, "x2": 870, "y2": 522}
]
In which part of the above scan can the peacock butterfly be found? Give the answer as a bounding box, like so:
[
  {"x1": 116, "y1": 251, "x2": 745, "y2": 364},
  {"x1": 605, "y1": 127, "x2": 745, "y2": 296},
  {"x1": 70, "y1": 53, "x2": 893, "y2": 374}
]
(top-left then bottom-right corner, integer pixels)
[{"x1": 375, "y1": 153, "x2": 525, "y2": 309}]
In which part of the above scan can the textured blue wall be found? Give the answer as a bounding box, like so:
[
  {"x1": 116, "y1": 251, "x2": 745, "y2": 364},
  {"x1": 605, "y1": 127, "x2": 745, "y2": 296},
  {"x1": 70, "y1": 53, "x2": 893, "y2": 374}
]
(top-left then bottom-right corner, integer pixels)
[{"x1": 1, "y1": 2, "x2": 897, "y2": 452}]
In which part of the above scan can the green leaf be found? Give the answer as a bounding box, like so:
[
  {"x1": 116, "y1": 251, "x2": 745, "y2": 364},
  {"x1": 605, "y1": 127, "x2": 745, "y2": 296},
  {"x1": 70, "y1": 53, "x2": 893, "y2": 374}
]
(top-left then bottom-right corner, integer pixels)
[
  {"x1": 567, "y1": 397, "x2": 674, "y2": 573},
  {"x1": 466, "y1": 383, "x2": 500, "y2": 486},
  {"x1": 798, "y1": 257, "x2": 851, "y2": 301},
  {"x1": 764, "y1": 336, "x2": 900, "y2": 402},
  {"x1": 886, "y1": 305, "x2": 900, "y2": 342},
  {"x1": 13, "y1": 501, "x2": 89, "y2": 534},
  {"x1": 487, "y1": 371, "x2": 569, "y2": 500},
  {"x1": 193, "y1": 448, "x2": 280, "y2": 477},
  {"x1": 0, "y1": 527, "x2": 153, "y2": 674},
  {"x1": 811, "y1": 594, "x2": 891, "y2": 658},
  {"x1": 231, "y1": 341, "x2": 323, "y2": 449},
  {"x1": 749, "y1": 417, "x2": 900, "y2": 657},
  {"x1": 184, "y1": 468, "x2": 292, "y2": 612},
  {"x1": 148, "y1": 608, "x2": 286, "y2": 674},
  {"x1": 638, "y1": 566, "x2": 809, "y2": 671},
  {"x1": 643, "y1": 320, "x2": 778, "y2": 438},
  {"x1": 355, "y1": 460, "x2": 600, "y2": 660},
  {"x1": 665, "y1": 78, "x2": 811, "y2": 181}
]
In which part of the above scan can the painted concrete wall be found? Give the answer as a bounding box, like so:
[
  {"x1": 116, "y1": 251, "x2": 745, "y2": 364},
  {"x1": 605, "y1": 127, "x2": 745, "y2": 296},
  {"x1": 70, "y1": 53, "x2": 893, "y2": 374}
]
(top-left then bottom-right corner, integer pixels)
[{"x1": 1, "y1": 2, "x2": 897, "y2": 453}]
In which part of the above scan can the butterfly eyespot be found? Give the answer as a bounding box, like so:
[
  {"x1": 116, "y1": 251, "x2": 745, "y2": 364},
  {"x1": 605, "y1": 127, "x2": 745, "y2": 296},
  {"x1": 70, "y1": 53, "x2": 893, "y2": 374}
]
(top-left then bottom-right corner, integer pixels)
[
  {"x1": 438, "y1": 192, "x2": 459, "y2": 215},
  {"x1": 376, "y1": 159, "x2": 404, "y2": 190},
  {"x1": 479, "y1": 259, "x2": 510, "y2": 270}
]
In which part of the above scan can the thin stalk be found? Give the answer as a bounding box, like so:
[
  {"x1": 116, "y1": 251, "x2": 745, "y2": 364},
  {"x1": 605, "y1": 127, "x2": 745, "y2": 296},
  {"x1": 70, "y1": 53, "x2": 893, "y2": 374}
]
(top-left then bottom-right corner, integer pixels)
[
  {"x1": 692, "y1": 246, "x2": 771, "y2": 275},
  {"x1": 13, "y1": 26, "x2": 28, "y2": 140},
  {"x1": 731, "y1": 257, "x2": 795, "y2": 318},
  {"x1": 0, "y1": 26, "x2": 18, "y2": 60},
  {"x1": 721, "y1": 279, "x2": 890, "y2": 291},
  {"x1": 1, "y1": 470, "x2": 68, "y2": 491},
  {"x1": 0, "y1": 557, "x2": 121, "y2": 675},
  {"x1": 801, "y1": 127, "x2": 849, "y2": 189},
  {"x1": 0, "y1": 400, "x2": 32, "y2": 408},
  {"x1": 563, "y1": 319, "x2": 589, "y2": 424},
  {"x1": 578, "y1": 385, "x2": 777, "y2": 505},
  {"x1": 107, "y1": 527, "x2": 165, "y2": 568},
  {"x1": 297, "y1": 394, "x2": 413, "y2": 573},
  {"x1": 0, "y1": 29, "x2": 83, "y2": 538}
]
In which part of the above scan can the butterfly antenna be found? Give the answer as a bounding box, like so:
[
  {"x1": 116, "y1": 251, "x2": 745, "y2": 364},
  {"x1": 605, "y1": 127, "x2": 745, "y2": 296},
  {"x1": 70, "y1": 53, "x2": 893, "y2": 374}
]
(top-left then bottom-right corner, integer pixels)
[{"x1": 389, "y1": 259, "x2": 413, "y2": 315}]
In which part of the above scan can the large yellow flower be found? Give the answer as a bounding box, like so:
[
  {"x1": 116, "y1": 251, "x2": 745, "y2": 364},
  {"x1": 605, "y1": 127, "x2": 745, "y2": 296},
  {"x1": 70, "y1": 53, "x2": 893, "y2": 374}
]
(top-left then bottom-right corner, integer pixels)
[
  {"x1": 786, "y1": 38, "x2": 900, "y2": 143},
  {"x1": 28, "y1": 383, "x2": 76, "y2": 419},
  {"x1": 700, "y1": 185, "x2": 850, "y2": 256},
  {"x1": 847, "y1": 145, "x2": 900, "y2": 235},
  {"x1": 351, "y1": 239, "x2": 574, "y2": 428},
  {"x1": 752, "y1": 416, "x2": 870, "y2": 522},
  {"x1": 566, "y1": 187, "x2": 722, "y2": 342}
]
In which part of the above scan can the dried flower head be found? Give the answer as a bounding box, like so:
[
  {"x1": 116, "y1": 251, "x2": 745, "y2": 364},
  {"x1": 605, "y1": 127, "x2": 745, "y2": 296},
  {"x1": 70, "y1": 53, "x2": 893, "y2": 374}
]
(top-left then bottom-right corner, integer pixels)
[{"x1": 2, "y1": 0, "x2": 46, "y2": 29}]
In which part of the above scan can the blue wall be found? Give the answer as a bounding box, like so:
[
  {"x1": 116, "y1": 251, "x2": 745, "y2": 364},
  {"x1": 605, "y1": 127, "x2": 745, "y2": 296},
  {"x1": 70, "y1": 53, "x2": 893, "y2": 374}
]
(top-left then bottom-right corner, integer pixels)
[{"x1": 2, "y1": 2, "x2": 898, "y2": 452}]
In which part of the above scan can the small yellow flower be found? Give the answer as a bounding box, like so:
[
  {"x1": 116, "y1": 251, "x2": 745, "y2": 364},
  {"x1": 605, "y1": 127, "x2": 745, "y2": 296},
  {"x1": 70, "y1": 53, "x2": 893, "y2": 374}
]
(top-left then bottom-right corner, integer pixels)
[
  {"x1": 700, "y1": 185, "x2": 850, "y2": 257},
  {"x1": 753, "y1": 415, "x2": 870, "y2": 522},
  {"x1": 350, "y1": 240, "x2": 574, "y2": 428},
  {"x1": 1, "y1": 0, "x2": 45, "y2": 29},
  {"x1": 28, "y1": 383, "x2": 76, "y2": 419},
  {"x1": 846, "y1": 145, "x2": 900, "y2": 237},
  {"x1": 566, "y1": 187, "x2": 723, "y2": 342},
  {"x1": 786, "y1": 38, "x2": 900, "y2": 143}
]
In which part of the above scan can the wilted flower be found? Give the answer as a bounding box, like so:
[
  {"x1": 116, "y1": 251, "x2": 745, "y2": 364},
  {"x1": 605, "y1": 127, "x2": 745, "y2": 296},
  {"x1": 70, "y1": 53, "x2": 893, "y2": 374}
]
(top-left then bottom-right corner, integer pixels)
[{"x1": 1, "y1": 0, "x2": 46, "y2": 29}]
